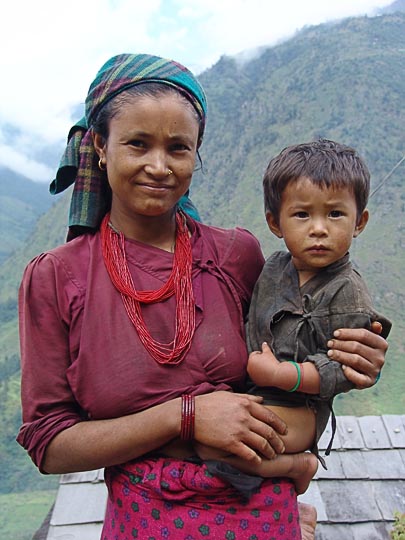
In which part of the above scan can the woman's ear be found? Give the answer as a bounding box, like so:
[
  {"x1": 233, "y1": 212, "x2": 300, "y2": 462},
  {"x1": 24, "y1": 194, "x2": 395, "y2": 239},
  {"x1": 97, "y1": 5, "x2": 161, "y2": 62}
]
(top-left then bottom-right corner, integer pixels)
[
  {"x1": 266, "y1": 212, "x2": 283, "y2": 238},
  {"x1": 353, "y1": 209, "x2": 369, "y2": 238},
  {"x1": 92, "y1": 131, "x2": 106, "y2": 160}
]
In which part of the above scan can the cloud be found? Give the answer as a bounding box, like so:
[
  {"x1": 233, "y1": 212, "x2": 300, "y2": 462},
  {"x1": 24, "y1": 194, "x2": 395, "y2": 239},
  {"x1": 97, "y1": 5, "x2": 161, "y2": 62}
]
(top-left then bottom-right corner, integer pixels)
[
  {"x1": 172, "y1": 0, "x2": 394, "y2": 67},
  {"x1": 0, "y1": 0, "x2": 394, "y2": 180},
  {"x1": 0, "y1": 143, "x2": 53, "y2": 182}
]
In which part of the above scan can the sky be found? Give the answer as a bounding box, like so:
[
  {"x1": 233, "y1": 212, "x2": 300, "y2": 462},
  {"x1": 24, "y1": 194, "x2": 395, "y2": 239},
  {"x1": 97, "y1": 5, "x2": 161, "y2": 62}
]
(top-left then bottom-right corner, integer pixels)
[{"x1": 0, "y1": 0, "x2": 394, "y2": 182}]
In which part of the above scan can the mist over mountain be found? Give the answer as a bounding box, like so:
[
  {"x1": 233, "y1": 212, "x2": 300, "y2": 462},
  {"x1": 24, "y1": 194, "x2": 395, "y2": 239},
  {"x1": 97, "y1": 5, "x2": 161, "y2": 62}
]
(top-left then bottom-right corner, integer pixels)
[
  {"x1": 378, "y1": 0, "x2": 405, "y2": 13},
  {"x1": 0, "y1": 8, "x2": 404, "y2": 496}
]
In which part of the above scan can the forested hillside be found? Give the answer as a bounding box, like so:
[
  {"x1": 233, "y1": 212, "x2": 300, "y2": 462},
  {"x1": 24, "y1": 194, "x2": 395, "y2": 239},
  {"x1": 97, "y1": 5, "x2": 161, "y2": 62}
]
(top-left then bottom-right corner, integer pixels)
[
  {"x1": 0, "y1": 168, "x2": 52, "y2": 264},
  {"x1": 0, "y1": 11, "x2": 404, "y2": 495}
]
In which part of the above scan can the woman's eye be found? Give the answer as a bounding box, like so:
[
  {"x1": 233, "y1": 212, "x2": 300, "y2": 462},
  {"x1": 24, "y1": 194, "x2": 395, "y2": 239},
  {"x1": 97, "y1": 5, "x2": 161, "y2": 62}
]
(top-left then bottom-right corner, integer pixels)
[{"x1": 130, "y1": 140, "x2": 145, "y2": 148}]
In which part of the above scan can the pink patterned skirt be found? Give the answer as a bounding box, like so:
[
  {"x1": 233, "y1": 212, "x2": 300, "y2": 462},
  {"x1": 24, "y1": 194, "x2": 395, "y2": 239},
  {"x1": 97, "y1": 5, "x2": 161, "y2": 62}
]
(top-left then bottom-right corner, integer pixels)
[{"x1": 101, "y1": 457, "x2": 301, "y2": 540}]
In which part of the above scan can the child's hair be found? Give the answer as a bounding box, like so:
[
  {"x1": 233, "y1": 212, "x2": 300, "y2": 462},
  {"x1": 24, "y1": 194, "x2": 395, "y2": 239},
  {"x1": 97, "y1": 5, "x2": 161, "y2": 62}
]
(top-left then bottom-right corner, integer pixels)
[{"x1": 263, "y1": 139, "x2": 370, "y2": 223}]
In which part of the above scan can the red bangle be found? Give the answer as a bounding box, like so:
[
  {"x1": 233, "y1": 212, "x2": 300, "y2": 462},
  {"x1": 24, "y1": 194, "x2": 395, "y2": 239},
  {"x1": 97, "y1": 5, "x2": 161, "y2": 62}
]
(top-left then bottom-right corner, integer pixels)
[
  {"x1": 297, "y1": 364, "x2": 305, "y2": 392},
  {"x1": 180, "y1": 394, "x2": 195, "y2": 441}
]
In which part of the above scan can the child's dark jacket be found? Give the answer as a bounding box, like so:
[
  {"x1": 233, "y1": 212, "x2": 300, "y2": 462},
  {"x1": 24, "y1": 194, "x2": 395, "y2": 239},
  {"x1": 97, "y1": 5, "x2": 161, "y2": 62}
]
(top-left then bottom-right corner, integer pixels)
[{"x1": 247, "y1": 251, "x2": 391, "y2": 453}]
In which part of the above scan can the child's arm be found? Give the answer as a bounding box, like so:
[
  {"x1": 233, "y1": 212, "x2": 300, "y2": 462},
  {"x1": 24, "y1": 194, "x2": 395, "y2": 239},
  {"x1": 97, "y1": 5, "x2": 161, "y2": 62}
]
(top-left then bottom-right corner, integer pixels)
[
  {"x1": 247, "y1": 342, "x2": 320, "y2": 394},
  {"x1": 249, "y1": 275, "x2": 392, "y2": 401},
  {"x1": 309, "y1": 276, "x2": 391, "y2": 400}
]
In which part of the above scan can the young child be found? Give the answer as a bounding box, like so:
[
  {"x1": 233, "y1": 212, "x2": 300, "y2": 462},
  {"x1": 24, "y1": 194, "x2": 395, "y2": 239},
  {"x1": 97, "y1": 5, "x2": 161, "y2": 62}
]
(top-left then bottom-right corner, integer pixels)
[
  {"x1": 247, "y1": 137, "x2": 391, "y2": 448},
  {"x1": 195, "y1": 139, "x2": 391, "y2": 495}
]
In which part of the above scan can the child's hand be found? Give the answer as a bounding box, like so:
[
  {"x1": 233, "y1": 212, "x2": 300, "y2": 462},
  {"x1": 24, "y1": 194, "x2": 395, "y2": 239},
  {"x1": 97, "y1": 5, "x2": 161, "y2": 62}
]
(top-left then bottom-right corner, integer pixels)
[{"x1": 247, "y1": 342, "x2": 281, "y2": 386}]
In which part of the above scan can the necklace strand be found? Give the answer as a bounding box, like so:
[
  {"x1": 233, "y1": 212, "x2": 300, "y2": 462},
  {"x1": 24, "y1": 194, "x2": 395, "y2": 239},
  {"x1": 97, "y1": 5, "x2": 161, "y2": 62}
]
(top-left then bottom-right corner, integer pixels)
[{"x1": 100, "y1": 212, "x2": 195, "y2": 365}]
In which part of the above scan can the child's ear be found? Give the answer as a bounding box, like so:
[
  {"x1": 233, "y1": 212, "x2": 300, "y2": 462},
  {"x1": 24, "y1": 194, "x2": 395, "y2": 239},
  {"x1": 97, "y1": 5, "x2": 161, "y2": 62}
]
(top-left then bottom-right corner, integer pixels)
[
  {"x1": 353, "y1": 209, "x2": 369, "y2": 238},
  {"x1": 266, "y1": 212, "x2": 283, "y2": 238}
]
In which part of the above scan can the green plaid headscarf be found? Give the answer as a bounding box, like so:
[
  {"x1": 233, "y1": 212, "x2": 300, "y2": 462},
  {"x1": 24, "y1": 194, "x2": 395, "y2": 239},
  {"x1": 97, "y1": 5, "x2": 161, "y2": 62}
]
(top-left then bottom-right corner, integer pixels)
[{"x1": 50, "y1": 53, "x2": 207, "y2": 238}]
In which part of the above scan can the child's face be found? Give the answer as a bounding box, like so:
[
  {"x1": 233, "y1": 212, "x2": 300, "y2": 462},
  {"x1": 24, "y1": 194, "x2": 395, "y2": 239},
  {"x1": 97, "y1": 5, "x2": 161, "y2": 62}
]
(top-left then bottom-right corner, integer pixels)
[{"x1": 267, "y1": 176, "x2": 368, "y2": 275}]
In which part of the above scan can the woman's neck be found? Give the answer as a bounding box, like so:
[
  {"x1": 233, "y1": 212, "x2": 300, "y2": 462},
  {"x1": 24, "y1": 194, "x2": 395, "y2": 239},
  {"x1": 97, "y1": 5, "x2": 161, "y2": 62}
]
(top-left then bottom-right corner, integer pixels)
[{"x1": 108, "y1": 209, "x2": 178, "y2": 252}]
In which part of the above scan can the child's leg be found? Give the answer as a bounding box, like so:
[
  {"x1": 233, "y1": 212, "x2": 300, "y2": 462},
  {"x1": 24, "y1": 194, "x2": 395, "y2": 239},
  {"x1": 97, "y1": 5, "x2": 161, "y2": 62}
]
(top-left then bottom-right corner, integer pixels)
[{"x1": 223, "y1": 451, "x2": 318, "y2": 495}]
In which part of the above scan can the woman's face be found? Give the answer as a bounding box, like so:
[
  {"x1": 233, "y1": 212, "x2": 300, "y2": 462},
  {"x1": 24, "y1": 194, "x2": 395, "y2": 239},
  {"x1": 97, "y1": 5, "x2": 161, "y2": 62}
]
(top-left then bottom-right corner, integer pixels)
[{"x1": 94, "y1": 92, "x2": 200, "y2": 230}]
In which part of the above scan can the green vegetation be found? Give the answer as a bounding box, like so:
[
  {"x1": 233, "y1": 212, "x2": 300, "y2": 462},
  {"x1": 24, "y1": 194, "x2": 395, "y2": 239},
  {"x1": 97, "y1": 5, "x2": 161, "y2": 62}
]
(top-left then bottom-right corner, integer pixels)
[
  {"x1": 0, "y1": 489, "x2": 57, "y2": 540},
  {"x1": 0, "y1": 10, "x2": 404, "y2": 525},
  {"x1": 0, "y1": 193, "x2": 70, "y2": 494},
  {"x1": 391, "y1": 512, "x2": 405, "y2": 540},
  {"x1": 0, "y1": 168, "x2": 53, "y2": 264}
]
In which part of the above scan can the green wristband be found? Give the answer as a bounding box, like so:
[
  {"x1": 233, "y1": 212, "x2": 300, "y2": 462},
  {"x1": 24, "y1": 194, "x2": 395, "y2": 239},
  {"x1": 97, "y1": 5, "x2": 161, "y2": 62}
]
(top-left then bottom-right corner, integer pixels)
[{"x1": 287, "y1": 361, "x2": 301, "y2": 392}]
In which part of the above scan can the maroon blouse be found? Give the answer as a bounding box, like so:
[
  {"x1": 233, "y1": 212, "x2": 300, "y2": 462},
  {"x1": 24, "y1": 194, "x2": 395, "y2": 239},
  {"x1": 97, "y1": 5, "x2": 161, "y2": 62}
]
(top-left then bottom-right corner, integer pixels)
[{"x1": 17, "y1": 219, "x2": 264, "y2": 470}]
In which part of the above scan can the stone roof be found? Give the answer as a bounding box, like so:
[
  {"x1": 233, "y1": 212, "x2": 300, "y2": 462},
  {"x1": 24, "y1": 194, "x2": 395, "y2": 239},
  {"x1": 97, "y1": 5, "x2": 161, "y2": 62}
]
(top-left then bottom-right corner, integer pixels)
[
  {"x1": 35, "y1": 415, "x2": 405, "y2": 539},
  {"x1": 300, "y1": 414, "x2": 405, "y2": 539}
]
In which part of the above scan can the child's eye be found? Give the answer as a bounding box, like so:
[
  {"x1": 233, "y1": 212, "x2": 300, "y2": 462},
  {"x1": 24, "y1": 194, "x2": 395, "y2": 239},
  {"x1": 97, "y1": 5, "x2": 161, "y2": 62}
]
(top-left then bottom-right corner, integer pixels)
[
  {"x1": 170, "y1": 142, "x2": 190, "y2": 152},
  {"x1": 294, "y1": 211, "x2": 308, "y2": 219},
  {"x1": 329, "y1": 210, "x2": 343, "y2": 218}
]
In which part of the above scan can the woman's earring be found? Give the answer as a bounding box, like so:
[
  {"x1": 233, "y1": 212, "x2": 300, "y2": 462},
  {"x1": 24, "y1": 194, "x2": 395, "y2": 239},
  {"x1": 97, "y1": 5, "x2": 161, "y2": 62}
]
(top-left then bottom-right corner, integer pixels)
[{"x1": 98, "y1": 158, "x2": 106, "y2": 171}]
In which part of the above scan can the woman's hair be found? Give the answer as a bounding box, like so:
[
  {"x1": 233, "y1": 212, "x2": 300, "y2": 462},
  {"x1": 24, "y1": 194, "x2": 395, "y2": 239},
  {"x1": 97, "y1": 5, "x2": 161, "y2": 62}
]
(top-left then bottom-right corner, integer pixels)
[
  {"x1": 92, "y1": 82, "x2": 204, "y2": 146},
  {"x1": 263, "y1": 139, "x2": 370, "y2": 222}
]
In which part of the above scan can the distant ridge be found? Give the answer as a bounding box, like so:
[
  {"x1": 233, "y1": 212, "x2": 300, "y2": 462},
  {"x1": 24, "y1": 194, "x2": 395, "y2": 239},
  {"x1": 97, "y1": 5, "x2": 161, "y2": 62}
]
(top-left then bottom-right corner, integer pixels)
[{"x1": 378, "y1": 0, "x2": 405, "y2": 14}]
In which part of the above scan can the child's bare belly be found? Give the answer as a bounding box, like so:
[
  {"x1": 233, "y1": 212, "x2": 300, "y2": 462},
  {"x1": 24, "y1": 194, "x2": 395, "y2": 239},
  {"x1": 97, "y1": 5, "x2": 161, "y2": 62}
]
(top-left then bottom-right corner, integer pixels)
[{"x1": 266, "y1": 405, "x2": 316, "y2": 454}]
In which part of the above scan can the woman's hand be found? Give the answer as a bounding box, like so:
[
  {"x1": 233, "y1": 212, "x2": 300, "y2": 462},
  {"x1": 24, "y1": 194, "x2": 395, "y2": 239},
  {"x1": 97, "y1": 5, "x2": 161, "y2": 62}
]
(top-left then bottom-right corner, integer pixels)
[
  {"x1": 194, "y1": 391, "x2": 287, "y2": 464},
  {"x1": 327, "y1": 322, "x2": 387, "y2": 389}
]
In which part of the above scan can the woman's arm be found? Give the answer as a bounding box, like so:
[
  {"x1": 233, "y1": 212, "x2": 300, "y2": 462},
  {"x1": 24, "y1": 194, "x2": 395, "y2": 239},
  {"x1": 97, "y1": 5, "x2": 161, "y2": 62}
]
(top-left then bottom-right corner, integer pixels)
[
  {"x1": 42, "y1": 398, "x2": 181, "y2": 473},
  {"x1": 327, "y1": 323, "x2": 387, "y2": 389},
  {"x1": 43, "y1": 391, "x2": 287, "y2": 474}
]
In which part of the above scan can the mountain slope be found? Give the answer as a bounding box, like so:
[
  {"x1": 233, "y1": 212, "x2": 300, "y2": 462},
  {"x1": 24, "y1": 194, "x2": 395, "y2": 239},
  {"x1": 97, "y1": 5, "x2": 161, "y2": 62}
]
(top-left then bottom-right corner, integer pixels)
[
  {"x1": 0, "y1": 168, "x2": 54, "y2": 263},
  {"x1": 194, "y1": 13, "x2": 405, "y2": 236}
]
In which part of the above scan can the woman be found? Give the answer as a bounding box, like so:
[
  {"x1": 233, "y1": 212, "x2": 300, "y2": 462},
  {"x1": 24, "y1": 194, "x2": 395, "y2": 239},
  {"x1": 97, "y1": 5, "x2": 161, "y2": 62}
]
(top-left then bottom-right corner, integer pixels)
[{"x1": 17, "y1": 54, "x2": 386, "y2": 540}]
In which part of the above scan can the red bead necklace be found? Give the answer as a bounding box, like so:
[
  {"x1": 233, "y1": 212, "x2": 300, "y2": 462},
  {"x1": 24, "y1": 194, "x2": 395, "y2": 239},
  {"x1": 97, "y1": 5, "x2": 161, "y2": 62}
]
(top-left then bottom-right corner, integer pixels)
[{"x1": 100, "y1": 211, "x2": 195, "y2": 365}]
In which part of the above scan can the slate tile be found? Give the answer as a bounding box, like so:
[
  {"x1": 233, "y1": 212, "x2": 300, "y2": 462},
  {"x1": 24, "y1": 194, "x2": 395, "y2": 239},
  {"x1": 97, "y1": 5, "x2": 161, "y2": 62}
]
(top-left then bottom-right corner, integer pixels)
[
  {"x1": 358, "y1": 416, "x2": 391, "y2": 449},
  {"x1": 345, "y1": 522, "x2": 376, "y2": 539},
  {"x1": 298, "y1": 482, "x2": 328, "y2": 521},
  {"x1": 399, "y1": 449, "x2": 405, "y2": 471},
  {"x1": 316, "y1": 522, "x2": 392, "y2": 540},
  {"x1": 314, "y1": 451, "x2": 344, "y2": 479},
  {"x1": 318, "y1": 418, "x2": 342, "y2": 450},
  {"x1": 374, "y1": 480, "x2": 405, "y2": 519},
  {"x1": 47, "y1": 522, "x2": 103, "y2": 540},
  {"x1": 315, "y1": 523, "x2": 354, "y2": 540},
  {"x1": 338, "y1": 449, "x2": 369, "y2": 479},
  {"x1": 382, "y1": 415, "x2": 405, "y2": 447},
  {"x1": 345, "y1": 522, "x2": 391, "y2": 539},
  {"x1": 51, "y1": 482, "x2": 108, "y2": 525},
  {"x1": 60, "y1": 470, "x2": 103, "y2": 484},
  {"x1": 318, "y1": 480, "x2": 382, "y2": 522},
  {"x1": 365, "y1": 449, "x2": 405, "y2": 479},
  {"x1": 336, "y1": 415, "x2": 364, "y2": 449}
]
